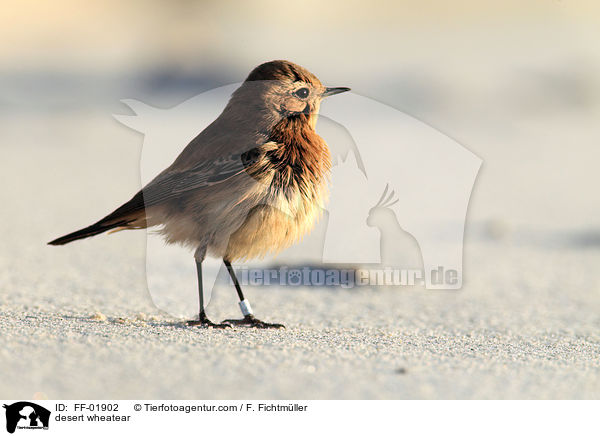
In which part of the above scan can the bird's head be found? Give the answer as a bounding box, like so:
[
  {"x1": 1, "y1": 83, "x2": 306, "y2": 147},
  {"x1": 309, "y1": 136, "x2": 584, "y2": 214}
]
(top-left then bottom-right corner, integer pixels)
[{"x1": 229, "y1": 60, "x2": 350, "y2": 130}]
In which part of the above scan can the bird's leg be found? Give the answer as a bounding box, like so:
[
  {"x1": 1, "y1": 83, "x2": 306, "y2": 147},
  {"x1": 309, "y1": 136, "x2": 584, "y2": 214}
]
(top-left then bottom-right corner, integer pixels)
[
  {"x1": 222, "y1": 259, "x2": 285, "y2": 329},
  {"x1": 187, "y1": 256, "x2": 231, "y2": 328}
]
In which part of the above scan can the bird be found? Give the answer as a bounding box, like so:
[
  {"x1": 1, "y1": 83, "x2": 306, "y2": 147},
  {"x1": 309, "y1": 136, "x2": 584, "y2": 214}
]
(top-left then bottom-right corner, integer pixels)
[{"x1": 49, "y1": 60, "x2": 350, "y2": 329}]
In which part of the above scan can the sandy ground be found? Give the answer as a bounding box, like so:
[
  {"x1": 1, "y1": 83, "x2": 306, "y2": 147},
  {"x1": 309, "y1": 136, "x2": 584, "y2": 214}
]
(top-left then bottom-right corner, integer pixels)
[
  {"x1": 1, "y1": 239, "x2": 599, "y2": 399},
  {"x1": 1, "y1": 112, "x2": 599, "y2": 399}
]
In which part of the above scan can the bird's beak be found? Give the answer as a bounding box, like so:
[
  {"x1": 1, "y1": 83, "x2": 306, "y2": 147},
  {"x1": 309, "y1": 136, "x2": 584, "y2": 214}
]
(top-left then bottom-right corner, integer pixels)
[{"x1": 322, "y1": 87, "x2": 351, "y2": 98}]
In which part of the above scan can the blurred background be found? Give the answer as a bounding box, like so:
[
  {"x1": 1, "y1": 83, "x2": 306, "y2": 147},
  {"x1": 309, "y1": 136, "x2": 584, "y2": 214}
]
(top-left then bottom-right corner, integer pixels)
[
  {"x1": 1, "y1": 0, "x2": 599, "y2": 399},
  {"x1": 3, "y1": 0, "x2": 599, "y2": 232}
]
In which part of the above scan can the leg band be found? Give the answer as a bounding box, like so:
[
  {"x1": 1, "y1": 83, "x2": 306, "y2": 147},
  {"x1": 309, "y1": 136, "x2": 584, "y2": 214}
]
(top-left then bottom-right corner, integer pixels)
[{"x1": 238, "y1": 299, "x2": 254, "y2": 316}]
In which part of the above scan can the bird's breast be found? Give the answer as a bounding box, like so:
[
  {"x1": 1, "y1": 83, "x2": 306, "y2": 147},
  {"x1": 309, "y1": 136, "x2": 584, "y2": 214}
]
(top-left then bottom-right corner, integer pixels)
[{"x1": 224, "y1": 133, "x2": 331, "y2": 261}]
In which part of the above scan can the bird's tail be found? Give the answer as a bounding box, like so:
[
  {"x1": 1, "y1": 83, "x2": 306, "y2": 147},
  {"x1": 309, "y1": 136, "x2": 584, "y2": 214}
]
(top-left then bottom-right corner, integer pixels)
[
  {"x1": 48, "y1": 190, "x2": 147, "y2": 246},
  {"x1": 48, "y1": 219, "x2": 129, "y2": 246}
]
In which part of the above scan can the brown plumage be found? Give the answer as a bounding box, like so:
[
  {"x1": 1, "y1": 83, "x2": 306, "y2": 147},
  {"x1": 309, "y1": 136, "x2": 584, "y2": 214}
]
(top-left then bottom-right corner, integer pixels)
[{"x1": 49, "y1": 60, "x2": 350, "y2": 328}]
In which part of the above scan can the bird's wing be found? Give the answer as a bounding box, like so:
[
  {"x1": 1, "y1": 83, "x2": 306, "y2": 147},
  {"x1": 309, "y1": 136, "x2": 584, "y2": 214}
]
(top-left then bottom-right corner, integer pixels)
[
  {"x1": 97, "y1": 114, "x2": 271, "y2": 225},
  {"x1": 143, "y1": 148, "x2": 260, "y2": 205},
  {"x1": 100, "y1": 146, "x2": 262, "y2": 225}
]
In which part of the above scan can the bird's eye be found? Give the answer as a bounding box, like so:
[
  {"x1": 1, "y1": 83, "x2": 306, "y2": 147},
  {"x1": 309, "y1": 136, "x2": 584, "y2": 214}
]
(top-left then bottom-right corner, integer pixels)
[{"x1": 294, "y1": 87, "x2": 309, "y2": 99}]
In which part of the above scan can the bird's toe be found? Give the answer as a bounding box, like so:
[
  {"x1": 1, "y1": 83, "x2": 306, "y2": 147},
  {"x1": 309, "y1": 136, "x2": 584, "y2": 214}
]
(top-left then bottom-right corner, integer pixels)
[
  {"x1": 222, "y1": 315, "x2": 285, "y2": 329},
  {"x1": 187, "y1": 314, "x2": 232, "y2": 329}
]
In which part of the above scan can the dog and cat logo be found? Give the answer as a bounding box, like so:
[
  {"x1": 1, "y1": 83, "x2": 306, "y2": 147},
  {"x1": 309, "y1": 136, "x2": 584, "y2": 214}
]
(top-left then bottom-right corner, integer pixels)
[{"x1": 2, "y1": 402, "x2": 50, "y2": 433}]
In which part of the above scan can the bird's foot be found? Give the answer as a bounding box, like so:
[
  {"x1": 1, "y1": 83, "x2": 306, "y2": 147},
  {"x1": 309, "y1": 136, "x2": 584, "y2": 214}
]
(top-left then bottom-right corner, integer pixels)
[
  {"x1": 222, "y1": 314, "x2": 285, "y2": 329},
  {"x1": 187, "y1": 312, "x2": 232, "y2": 329}
]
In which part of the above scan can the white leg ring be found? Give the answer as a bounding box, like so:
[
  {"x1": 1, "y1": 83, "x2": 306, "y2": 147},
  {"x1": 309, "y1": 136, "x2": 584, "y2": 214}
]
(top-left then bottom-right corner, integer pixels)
[{"x1": 239, "y1": 299, "x2": 254, "y2": 316}]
